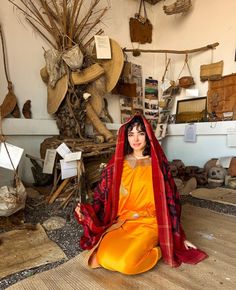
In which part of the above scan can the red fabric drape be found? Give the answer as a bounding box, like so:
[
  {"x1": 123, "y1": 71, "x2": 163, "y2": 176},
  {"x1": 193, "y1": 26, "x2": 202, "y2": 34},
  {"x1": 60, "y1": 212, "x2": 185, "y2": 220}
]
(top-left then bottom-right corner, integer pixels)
[{"x1": 75, "y1": 114, "x2": 208, "y2": 267}]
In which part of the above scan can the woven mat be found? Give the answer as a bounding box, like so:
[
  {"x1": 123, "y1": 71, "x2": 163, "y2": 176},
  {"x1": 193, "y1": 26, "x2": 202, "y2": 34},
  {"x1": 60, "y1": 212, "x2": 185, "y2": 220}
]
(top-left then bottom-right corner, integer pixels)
[
  {"x1": 190, "y1": 187, "x2": 236, "y2": 206},
  {"x1": 0, "y1": 224, "x2": 67, "y2": 279},
  {"x1": 7, "y1": 205, "x2": 236, "y2": 290}
]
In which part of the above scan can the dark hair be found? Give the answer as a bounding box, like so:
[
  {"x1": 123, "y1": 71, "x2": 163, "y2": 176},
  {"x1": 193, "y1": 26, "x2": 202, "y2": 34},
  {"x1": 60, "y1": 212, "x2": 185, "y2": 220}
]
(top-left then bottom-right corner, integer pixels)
[{"x1": 124, "y1": 116, "x2": 151, "y2": 156}]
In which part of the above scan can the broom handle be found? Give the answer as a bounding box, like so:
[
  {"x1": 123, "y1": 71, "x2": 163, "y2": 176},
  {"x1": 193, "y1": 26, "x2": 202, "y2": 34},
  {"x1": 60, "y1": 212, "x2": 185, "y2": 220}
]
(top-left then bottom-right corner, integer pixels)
[{"x1": 0, "y1": 24, "x2": 10, "y2": 83}]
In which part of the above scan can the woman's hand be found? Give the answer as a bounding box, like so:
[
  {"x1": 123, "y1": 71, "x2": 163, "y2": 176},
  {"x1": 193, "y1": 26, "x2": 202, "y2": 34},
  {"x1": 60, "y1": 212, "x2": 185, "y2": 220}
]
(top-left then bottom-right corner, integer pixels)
[
  {"x1": 75, "y1": 203, "x2": 84, "y2": 222},
  {"x1": 184, "y1": 240, "x2": 197, "y2": 250}
]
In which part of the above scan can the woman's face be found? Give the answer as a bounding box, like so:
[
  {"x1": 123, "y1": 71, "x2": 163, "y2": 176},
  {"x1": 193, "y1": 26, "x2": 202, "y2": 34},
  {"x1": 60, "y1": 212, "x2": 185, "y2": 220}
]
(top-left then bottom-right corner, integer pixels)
[{"x1": 127, "y1": 124, "x2": 146, "y2": 155}]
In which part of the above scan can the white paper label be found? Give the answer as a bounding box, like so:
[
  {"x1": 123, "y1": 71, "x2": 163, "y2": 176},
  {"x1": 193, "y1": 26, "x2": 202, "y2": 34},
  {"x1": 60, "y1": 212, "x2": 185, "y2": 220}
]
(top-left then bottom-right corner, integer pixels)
[
  {"x1": 43, "y1": 149, "x2": 57, "y2": 174},
  {"x1": 56, "y1": 143, "x2": 71, "y2": 158},
  {"x1": 60, "y1": 159, "x2": 77, "y2": 180},
  {"x1": 94, "y1": 35, "x2": 111, "y2": 59},
  {"x1": 64, "y1": 151, "x2": 82, "y2": 162},
  {"x1": 0, "y1": 142, "x2": 24, "y2": 170}
]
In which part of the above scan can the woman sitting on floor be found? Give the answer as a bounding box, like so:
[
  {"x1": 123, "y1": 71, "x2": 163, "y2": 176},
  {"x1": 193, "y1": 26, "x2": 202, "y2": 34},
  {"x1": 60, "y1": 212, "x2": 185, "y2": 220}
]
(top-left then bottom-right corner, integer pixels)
[{"x1": 75, "y1": 114, "x2": 207, "y2": 275}]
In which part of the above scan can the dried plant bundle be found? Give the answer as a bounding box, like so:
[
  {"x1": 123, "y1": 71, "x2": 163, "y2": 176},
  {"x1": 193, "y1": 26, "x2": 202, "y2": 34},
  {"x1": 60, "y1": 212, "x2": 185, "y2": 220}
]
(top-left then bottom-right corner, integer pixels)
[{"x1": 8, "y1": 0, "x2": 108, "y2": 51}]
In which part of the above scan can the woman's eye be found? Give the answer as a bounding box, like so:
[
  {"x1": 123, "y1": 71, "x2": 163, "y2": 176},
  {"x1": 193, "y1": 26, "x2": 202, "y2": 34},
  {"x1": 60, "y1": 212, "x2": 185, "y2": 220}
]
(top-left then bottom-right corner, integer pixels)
[{"x1": 139, "y1": 132, "x2": 145, "y2": 136}]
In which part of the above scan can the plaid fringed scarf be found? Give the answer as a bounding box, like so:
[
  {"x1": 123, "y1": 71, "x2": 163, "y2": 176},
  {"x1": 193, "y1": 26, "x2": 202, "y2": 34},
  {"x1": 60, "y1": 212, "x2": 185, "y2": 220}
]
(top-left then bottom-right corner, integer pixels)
[{"x1": 75, "y1": 115, "x2": 208, "y2": 267}]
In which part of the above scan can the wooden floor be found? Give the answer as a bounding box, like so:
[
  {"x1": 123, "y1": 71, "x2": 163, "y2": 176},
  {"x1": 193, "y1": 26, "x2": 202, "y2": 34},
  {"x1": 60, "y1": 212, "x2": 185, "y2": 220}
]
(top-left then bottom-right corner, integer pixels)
[{"x1": 7, "y1": 205, "x2": 236, "y2": 290}]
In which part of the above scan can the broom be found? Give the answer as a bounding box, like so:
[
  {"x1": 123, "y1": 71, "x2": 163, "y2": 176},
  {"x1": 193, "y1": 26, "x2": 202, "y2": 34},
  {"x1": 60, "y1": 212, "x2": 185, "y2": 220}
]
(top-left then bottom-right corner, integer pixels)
[{"x1": 0, "y1": 24, "x2": 17, "y2": 119}]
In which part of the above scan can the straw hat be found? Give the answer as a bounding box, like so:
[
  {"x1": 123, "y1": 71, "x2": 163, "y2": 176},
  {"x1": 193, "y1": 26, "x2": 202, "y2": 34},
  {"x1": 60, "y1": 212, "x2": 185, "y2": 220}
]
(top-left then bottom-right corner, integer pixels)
[
  {"x1": 47, "y1": 75, "x2": 68, "y2": 114},
  {"x1": 71, "y1": 63, "x2": 105, "y2": 85},
  {"x1": 85, "y1": 38, "x2": 124, "y2": 116},
  {"x1": 45, "y1": 38, "x2": 124, "y2": 114},
  {"x1": 97, "y1": 38, "x2": 124, "y2": 93}
]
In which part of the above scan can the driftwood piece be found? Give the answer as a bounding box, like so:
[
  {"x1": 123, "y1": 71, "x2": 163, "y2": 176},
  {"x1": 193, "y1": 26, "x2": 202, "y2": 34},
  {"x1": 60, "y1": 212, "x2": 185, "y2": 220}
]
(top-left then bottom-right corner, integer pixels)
[
  {"x1": 48, "y1": 178, "x2": 70, "y2": 204},
  {"x1": 163, "y1": 0, "x2": 192, "y2": 15},
  {"x1": 86, "y1": 102, "x2": 114, "y2": 142},
  {"x1": 123, "y1": 42, "x2": 219, "y2": 56}
]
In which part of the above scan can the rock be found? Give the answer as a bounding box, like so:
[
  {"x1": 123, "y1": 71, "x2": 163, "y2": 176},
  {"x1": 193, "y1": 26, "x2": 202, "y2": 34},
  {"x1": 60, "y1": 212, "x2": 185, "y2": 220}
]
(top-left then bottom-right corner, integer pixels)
[{"x1": 42, "y1": 216, "x2": 66, "y2": 231}]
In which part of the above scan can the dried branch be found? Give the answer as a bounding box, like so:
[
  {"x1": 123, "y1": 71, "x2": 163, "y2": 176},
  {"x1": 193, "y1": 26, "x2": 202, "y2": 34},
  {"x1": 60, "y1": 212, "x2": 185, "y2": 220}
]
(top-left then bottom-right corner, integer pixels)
[
  {"x1": 26, "y1": 18, "x2": 57, "y2": 48},
  {"x1": 74, "y1": 0, "x2": 102, "y2": 40},
  {"x1": 8, "y1": 0, "x2": 108, "y2": 51},
  {"x1": 79, "y1": 8, "x2": 108, "y2": 44}
]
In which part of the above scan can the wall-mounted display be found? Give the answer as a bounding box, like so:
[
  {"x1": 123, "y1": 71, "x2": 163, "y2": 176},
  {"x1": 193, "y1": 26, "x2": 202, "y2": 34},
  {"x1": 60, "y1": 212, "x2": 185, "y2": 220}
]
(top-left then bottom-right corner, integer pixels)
[{"x1": 176, "y1": 97, "x2": 207, "y2": 123}]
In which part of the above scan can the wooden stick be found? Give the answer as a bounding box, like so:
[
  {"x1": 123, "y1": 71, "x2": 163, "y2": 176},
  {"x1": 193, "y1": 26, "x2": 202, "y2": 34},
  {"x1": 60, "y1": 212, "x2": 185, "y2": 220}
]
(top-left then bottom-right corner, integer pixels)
[
  {"x1": 48, "y1": 178, "x2": 70, "y2": 204},
  {"x1": 123, "y1": 42, "x2": 219, "y2": 56},
  {"x1": 59, "y1": 188, "x2": 77, "y2": 209},
  {"x1": 47, "y1": 172, "x2": 61, "y2": 202}
]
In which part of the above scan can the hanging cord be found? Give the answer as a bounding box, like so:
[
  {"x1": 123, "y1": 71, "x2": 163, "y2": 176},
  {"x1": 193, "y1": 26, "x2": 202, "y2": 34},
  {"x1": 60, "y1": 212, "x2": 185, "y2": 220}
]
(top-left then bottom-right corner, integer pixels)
[
  {"x1": 0, "y1": 24, "x2": 10, "y2": 84},
  {"x1": 177, "y1": 53, "x2": 193, "y2": 79},
  {"x1": 136, "y1": 0, "x2": 148, "y2": 22},
  {"x1": 162, "y1": 57, "x2": 171, "y2": 82},
  {"x1": 0, "y1": 111, "x2": 20, "y2": 184}
]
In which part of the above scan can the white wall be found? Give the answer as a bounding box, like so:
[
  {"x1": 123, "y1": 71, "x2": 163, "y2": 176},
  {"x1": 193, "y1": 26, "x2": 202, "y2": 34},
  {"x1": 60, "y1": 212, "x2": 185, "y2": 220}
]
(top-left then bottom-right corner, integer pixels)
[
  {"x1": 1, "y1": 0, "x2": 236, "y2": 184},
  {"x1": 161, "y1": 121, "x2": 236, "y2": 167}
]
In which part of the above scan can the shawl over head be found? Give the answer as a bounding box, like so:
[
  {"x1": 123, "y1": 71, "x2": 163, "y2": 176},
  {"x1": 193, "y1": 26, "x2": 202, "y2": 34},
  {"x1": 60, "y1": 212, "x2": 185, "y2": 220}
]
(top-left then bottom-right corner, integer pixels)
[{"x1": 75, "y1": 114, "x2": 208, "y2": 267}]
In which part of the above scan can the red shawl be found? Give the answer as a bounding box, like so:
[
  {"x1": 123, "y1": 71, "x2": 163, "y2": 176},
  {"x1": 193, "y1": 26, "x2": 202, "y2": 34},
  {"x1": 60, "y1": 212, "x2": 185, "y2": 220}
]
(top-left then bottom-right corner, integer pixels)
[{"x1": 75, "y1": 115, "x2": 208, "y2": 267}]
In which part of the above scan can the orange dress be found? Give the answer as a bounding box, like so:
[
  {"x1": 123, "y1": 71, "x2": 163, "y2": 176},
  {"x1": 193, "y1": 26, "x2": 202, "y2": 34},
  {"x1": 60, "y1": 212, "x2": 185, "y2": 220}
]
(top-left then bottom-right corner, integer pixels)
[{"x1": 96, "y1": 155, "x2": 162, "y2": 274}]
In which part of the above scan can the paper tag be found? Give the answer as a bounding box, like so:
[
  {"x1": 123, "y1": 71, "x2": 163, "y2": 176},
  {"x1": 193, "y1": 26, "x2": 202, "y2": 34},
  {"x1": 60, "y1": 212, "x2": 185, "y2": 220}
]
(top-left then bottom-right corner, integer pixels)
[
  {"x1": 43, "y1": 149, "x2": 57, "y2": 174},
  {"x1": 60, "y1": 159, "x2": 77, "y2": 180},
  {"x1": 184, "y1": 124, "x2": 197, "y2": 142},
  {"x1": 227, "y1": 133, "x2": 236, "y2": 147},
  {"x1": 56, "y1": 143, "x2": 71, "y2": 158},
  {"x1": 0, "y1": 142, "x2": 24, "y2": 170},
  {"x1": 94, "y1": 35, "x2": 111, "y2": 59},
  {"x1": 64, "y1": 151, "x2": 82, "y2": 162}
]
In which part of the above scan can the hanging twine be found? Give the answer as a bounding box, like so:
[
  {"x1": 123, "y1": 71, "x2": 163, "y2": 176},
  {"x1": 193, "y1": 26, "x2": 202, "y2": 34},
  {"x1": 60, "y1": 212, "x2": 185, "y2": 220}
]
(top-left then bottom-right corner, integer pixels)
[
  {"x1": 177, "y1": 53, "x2": 193, "y2": 79},
  {"x1": 0, "y1": 110, "x2": 20, "y2": 183}
]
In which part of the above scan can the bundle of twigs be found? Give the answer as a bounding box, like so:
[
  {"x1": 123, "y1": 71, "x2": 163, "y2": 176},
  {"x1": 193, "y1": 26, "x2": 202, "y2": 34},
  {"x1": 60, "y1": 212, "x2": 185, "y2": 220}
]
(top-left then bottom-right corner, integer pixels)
[{"x1": 8, "y1": 0, "x2": 108, "y2": 51}]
